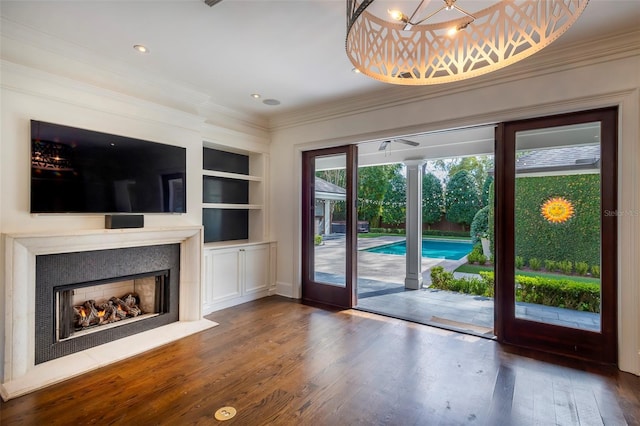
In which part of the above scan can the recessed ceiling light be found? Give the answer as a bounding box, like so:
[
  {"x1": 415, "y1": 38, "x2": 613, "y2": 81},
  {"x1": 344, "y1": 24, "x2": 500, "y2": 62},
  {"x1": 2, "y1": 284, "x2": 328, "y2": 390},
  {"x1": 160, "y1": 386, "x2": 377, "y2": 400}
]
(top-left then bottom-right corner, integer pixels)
[
  {"x1": 262, "y1": 99, "x2": 281, "y2": 106},
  {"x1": 133, "y1": 44, "x2": 149, "y2": 53},
  {"x1": 250, "y1": 93, "x2": 261, "y2": 99}
]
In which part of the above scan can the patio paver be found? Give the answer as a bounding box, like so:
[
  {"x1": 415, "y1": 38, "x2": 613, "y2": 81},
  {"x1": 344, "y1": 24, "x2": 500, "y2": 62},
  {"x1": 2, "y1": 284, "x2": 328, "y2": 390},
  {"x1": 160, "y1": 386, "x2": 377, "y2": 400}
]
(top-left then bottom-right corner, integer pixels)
[{"x1": 314, "y1": 235, "x2": 600, "y2": 336}]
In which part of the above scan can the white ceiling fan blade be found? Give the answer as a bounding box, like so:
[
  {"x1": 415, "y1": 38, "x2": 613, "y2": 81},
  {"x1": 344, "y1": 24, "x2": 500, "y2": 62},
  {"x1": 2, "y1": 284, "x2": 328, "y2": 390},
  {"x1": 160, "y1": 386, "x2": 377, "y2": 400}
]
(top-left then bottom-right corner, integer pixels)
[
  {"x1": 394, "y1": 138, "x2": 420, "y2": 147},
  {"x1": 378, "y1": 141, "x2": 391, "y2": 151}
]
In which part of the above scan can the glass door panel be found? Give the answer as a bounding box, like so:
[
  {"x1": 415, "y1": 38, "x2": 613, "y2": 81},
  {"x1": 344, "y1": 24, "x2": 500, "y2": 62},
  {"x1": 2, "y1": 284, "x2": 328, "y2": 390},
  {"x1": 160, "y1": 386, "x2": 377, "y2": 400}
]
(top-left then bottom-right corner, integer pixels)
[
  {"x1": 313, "y1": 154, "x2": 347, "y2": 286},
  {"x1": 495, "y1": 107, "x2": 617, "y2": 363},
  {"x1": 514, "y1": 123, "x2": 601, "y2": 331},
  {"x1": 302, "y1": 145, "x2": 357, "y2": 308}
]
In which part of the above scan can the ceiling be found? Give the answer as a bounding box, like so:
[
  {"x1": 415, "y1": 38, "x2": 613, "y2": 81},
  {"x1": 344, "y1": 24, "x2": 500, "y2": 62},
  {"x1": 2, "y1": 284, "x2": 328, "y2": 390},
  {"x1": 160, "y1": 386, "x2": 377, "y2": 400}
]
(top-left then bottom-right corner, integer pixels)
[{"x1": 1, "y1": 0, "x2": 639, "y2": 122}]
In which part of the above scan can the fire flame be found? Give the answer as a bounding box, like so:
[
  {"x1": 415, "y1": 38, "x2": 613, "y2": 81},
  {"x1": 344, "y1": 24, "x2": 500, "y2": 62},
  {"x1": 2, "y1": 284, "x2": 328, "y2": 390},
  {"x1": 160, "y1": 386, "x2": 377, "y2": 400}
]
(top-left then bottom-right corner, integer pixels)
[
  {"x1": 97, "y1": 310, "x2": 105, "y2": 317},
  {"x1": 78, "y1": 307, "x2": 87, "y2": 318}
]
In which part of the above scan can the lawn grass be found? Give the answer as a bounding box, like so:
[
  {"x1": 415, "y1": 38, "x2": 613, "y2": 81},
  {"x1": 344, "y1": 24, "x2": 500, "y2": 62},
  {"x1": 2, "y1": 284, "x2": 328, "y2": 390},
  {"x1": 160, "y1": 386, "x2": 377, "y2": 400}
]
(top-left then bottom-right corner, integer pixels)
[{"x1": 454, "y1": 263, "x2": 601, "y2": 284}]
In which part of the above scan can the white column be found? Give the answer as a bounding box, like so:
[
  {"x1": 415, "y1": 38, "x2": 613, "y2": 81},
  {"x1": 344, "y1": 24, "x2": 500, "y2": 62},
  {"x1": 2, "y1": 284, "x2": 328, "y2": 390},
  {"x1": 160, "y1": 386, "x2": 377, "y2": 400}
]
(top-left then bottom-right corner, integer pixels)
[
  {"x1": 324, "y1": 200, "x2": 331, "y2": 235},
  {"x1": 404, "y1": 160, "x2": 425, "y2": 289}
]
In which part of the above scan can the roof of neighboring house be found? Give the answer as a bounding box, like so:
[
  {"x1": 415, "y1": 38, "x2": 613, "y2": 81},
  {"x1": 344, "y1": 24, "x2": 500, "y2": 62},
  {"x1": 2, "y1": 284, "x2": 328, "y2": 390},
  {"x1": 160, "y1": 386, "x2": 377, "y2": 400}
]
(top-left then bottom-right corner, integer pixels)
[
  {"x1": 515, "y1": 144, "x2": 600, "y2": 174},
  {"x1": 488, "y1": 144, "x2": 601, "y2": 176},
  {"x1": 315, "y1": 177, "x2": 346, "y2": 195}
]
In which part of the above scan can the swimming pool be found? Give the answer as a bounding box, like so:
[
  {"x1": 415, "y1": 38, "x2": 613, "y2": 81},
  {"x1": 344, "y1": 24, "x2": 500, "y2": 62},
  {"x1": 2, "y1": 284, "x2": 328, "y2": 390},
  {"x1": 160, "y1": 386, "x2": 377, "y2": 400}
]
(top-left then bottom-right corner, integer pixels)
[{"x1": 364, "y1": 239, "x2": 473, "y2": 260}]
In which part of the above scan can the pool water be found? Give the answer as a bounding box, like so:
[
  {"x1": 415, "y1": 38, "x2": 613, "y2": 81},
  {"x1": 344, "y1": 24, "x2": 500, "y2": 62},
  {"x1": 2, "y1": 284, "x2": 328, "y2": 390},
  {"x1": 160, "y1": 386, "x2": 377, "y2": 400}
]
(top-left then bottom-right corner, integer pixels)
[{"x1": 364, "y1": 239, "x2": 473, "y2": 260}]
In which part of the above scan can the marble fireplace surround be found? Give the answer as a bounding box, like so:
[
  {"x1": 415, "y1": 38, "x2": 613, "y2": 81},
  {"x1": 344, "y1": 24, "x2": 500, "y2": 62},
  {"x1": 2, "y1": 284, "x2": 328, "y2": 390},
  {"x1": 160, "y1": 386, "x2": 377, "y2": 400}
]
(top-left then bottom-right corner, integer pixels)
[{"x1": 1, "y1": 226, "x2": 217, "y2": 401}]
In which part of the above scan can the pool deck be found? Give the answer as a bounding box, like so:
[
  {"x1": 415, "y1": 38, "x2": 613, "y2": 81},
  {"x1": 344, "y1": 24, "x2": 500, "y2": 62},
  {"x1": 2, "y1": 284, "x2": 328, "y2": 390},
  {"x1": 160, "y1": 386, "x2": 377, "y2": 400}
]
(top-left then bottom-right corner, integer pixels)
[{"x1": 314, "y1": 235, "x2": 600, "y2": 336}]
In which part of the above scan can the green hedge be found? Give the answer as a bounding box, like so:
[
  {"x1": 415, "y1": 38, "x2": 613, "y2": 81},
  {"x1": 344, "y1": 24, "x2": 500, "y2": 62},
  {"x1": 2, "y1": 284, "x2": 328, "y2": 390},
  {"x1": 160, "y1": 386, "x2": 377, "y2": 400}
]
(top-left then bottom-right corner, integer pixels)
[
  {"x1": 430, "y1": 267, "x2": 600, "y2": 312},
  {"x1": 422, "y1": 229, "x2": 470, "y2": 238},
  {"x1": 430, "y1": 267, "x2": 493, "y2": 297},
  {"x1": 515, "y1": 174, "x2": 600, "y2": 266}
]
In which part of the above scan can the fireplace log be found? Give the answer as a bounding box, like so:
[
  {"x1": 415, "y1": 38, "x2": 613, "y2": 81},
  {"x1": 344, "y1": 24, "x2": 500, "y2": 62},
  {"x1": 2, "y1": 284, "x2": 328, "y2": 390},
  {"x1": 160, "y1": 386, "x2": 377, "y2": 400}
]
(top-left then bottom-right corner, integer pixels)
[{"x1": 72, "y1": 293, "x2": 144, "y2": 333}]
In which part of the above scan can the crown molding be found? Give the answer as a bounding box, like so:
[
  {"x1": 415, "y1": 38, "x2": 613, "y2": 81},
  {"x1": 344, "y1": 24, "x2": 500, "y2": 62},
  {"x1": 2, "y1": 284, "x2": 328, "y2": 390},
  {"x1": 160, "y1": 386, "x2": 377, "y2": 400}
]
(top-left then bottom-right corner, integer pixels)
[
  {"x1": 269, "y1": 29, "x2": 640, "y2": 131},
  {"x1": 0, "y1": 59, "x2": 207, "y2": 131},
  {"x1": 0, "y1": 17, "x2": 268, "y2": 135}
]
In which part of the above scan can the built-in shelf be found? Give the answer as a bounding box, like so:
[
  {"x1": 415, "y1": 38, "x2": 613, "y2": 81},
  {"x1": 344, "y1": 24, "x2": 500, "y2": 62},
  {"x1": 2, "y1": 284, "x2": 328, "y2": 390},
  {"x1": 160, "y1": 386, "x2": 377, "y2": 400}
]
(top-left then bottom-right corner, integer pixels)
[
  {"x1": 202, "y1": 145, "x2": 268, "y2": 244},
  {"x1": 200, "y1": 145, "x2": 274, "y2": 314},
  {"x1": 202, "y1": 170, "x2": 263, "y2": 182},
  {"x1": 203, "y1": 203, "x2": 262, "y2": 210}
]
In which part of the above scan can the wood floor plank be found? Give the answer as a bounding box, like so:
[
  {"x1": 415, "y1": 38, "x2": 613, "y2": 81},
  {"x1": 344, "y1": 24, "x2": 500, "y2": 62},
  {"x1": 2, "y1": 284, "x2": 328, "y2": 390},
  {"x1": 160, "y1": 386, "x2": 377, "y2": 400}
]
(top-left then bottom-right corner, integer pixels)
[{"x1": 1, "y1": 296, "x2": 638, "y2": 425}]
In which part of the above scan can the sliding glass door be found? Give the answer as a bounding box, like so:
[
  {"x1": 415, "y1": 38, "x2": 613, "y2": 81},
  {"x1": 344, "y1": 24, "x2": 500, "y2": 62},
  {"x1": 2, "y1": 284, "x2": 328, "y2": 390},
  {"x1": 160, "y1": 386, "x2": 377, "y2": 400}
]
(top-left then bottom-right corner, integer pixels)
[{"x1": 495, "y1": 107, "x2": 617, "y2": 363}]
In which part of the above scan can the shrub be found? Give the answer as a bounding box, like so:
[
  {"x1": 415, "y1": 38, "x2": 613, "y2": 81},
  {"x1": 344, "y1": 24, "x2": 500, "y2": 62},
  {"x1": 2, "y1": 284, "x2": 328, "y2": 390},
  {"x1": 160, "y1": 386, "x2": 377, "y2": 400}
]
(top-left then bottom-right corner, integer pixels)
[
  {"x1": 544, "y1": 260, "x2": 557, "y2": 272},
  {"x1": 515, "y1": 256, "x2": 524, "y2": 269},
  {"x1": 558, "y1": 260, "x2": 573, "y2": 275},
  {"x1": 314, "y1": 234, "x2": 323, "y2": 246},
  {"x1": 591, "y1": 265, "x2": 600, "y2": 278},
  {"x1": 430, "y1": 267, "x2": 492, "y2": 297},
  {"x1": 480, "y1": 272, "x2": 600, "y2": 312},
  {"x1": 575, "y1": 261, "x2": 589, "y2": 276},
  {"x1": 430, "y1": 266, "x2": 454, "y2": 288},
  {"x1": 466, "y1": 245, "x2": 484, "y2": 263},
  {"x1": 477, "y1": 254, "x2": 487, "y2": 265},
  {"x1": 528, "y1": 258, "x2": 542, "y2": 271},
  {"x1": 470, "y1": 205, "x2": 490, "y2": 245},
  {"x1": 479, "y1": 272, "x2": 495, "y2": 297}
]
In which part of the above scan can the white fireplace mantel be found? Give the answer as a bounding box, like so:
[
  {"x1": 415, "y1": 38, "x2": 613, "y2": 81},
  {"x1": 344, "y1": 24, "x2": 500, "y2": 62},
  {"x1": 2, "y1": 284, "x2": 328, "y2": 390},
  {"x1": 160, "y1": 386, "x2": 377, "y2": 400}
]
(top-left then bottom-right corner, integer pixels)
[{"x1": 2, "y1": 226, "x2": 217, "y2": 401}]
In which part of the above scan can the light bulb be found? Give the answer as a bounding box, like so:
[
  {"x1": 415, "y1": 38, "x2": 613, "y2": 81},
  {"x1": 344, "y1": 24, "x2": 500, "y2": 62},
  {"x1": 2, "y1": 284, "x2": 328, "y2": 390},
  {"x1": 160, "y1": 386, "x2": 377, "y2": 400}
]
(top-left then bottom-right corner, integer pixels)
[
  {"x1": 388, "y1": 9, "x2": 407, "y2": 22},
  {"x1": 133, "y1": 44, "x2": 148, "y2": 53},
  {"x1": 447, "y1": 27, "x2": 458, "y2": 36}
]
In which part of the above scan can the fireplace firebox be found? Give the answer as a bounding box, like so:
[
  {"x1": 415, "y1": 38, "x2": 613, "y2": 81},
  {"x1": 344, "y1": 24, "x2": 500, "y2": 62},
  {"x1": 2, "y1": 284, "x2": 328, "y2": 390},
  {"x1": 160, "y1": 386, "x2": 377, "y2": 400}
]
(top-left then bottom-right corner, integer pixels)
[
  {"x1": 35, "y1": 244, "x2": 180, "y2": 364},
  {"x1": 56, "y1": 270, "x2": 170, "y2": 341}
]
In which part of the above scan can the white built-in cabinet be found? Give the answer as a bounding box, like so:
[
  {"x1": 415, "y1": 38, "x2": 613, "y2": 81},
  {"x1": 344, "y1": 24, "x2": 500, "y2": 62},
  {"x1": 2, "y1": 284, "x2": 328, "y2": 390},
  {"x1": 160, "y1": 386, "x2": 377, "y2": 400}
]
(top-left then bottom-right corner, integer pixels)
[
  {"x1": 202, "y1": 242, "x2": 276, "y2": 314},
  {"x1": 201, "y1": 143, "x2": 275, "y2": 314}
]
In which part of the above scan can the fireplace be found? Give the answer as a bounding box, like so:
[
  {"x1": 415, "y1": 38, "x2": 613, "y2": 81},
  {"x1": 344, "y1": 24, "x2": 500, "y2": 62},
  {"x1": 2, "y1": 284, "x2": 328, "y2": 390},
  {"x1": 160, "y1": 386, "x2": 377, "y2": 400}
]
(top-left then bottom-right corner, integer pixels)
[
  {"x1": 35, "y1": 244, "x2": 180, "y2": 364},
  {"x1": 2, "y1": 226, "x2": 216, "y2": 401},
  {"x1": 57, "y1": 270, "x2": 169, "y2": 341}
]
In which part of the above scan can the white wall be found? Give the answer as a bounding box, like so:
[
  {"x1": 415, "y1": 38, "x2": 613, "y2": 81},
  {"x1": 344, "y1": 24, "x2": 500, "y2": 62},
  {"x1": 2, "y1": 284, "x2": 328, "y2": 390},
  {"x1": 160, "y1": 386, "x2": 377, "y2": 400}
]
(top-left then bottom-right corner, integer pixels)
[
  {"x1": 0, "y1": 60, "x2": 269, "y2": 382},
  {"x1": 269, "y1": 44, "x2": 640, "y2": 374}
]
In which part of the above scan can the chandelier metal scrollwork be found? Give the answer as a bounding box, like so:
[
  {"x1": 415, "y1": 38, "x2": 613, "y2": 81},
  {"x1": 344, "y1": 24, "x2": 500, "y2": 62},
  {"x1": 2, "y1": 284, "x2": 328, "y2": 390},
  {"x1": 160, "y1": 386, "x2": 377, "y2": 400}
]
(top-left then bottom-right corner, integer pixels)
[{"x1": 346, "y1": 0, "x2": 589, "y2": 85}]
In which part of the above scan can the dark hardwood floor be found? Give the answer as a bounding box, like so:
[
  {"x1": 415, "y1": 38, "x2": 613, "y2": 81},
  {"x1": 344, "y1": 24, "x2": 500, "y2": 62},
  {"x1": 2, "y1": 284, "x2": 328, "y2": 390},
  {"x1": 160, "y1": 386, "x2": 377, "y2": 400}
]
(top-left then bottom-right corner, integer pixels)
[{"x1": 1, "y1": 296, "x2": 639, "y2": 425}]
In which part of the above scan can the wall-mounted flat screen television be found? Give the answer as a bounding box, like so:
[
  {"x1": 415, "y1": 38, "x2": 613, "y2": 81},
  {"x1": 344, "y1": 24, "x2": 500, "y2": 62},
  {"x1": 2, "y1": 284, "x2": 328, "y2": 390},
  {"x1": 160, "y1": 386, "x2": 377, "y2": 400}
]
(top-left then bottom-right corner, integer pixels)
[{"x1": 30, "y1": 120, "x2": 186, "y2": 214}]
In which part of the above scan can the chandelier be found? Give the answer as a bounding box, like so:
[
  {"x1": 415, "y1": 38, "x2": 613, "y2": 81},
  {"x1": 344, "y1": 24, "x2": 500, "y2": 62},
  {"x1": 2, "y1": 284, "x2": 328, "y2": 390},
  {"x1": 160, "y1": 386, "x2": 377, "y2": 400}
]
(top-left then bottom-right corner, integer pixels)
[{"x1": 346, "y1": 0, "x2": 589, "y2": 85}]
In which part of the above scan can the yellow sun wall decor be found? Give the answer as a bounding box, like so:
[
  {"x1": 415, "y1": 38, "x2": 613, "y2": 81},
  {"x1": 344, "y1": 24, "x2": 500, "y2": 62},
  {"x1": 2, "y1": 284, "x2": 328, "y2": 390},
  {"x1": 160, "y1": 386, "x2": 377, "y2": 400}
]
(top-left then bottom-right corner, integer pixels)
[{"x1": 541, "y1": 197, "x2": 575, "y2": 224}]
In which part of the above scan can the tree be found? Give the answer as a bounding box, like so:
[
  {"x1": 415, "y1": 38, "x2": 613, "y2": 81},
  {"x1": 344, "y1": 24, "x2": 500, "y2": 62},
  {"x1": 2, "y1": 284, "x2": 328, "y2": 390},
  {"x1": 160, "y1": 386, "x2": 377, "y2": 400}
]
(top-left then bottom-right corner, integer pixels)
[
  {"x1": 422, "y1": 172, "x2": 443, "y2": 226},
  {"x1": 430, "y1": 155, "x2": 493, "y2": 192},
  {"x1": 316, "y1": 169, "x2": 345, "y2": 188},
  {"x1": 481, "y1": 175, "x2": 494, "y2": 207},
  {"x1": 445, "y1": 170, "x2": 481, "y2": 229},
  {"x1": 381, "y1": 166, "x2": 406, "y2": 226},
  {"x1": 488, "y1": 180, "x2": 495, "y2": 257},
  {"x1": 470, "y1": 205, "x2": 490, "y2": 245},
  {"x1": 357, "y1": 165, "x2": 397, "y2": 228}
]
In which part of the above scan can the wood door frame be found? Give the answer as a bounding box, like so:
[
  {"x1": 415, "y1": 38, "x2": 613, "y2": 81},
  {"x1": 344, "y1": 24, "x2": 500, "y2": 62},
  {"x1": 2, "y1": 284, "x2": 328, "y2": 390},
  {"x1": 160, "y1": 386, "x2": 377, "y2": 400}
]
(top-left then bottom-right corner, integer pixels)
[
  {"x1": 301, "y1": 145, "x2": 358, "y2": 308},
  {"x1": 495, "y1": 107, "x2": 618, "y2": 363}
]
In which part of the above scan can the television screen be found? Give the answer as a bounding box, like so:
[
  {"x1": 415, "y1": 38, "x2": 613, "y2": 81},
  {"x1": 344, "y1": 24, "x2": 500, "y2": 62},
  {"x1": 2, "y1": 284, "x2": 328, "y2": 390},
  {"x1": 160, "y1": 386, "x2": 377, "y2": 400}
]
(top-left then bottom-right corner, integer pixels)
[{"x1": 30, "y1": 120, "x2": 186, "y2": 214}]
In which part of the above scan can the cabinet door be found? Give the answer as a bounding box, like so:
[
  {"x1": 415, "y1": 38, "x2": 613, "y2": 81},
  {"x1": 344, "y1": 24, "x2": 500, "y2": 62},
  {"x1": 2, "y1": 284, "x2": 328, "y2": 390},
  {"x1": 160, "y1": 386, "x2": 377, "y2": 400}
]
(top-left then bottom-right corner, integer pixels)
[
  {"x1": 204, "y1": 248, "x2": 241, "y2": 305},
  {"x1": 243, "y1": 244, "x2": 269, "y2": 295}
]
